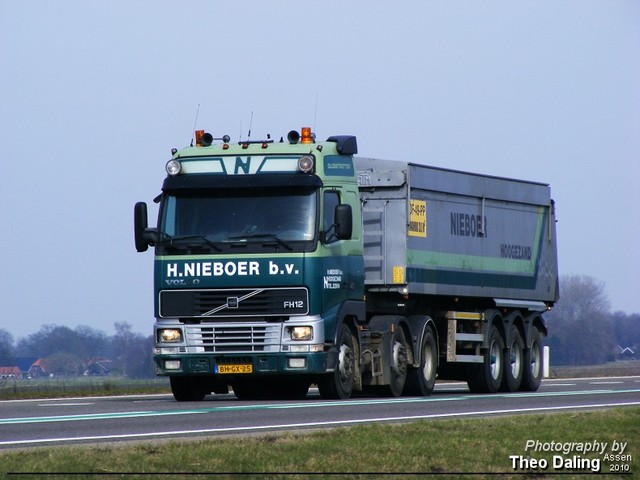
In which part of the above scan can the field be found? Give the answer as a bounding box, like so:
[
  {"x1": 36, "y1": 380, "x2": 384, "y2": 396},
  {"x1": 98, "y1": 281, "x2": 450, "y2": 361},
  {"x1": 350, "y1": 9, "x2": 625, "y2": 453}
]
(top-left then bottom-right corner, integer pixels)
[{"x1": 1, "y1": 408, "x2": 637, "y2": 479}]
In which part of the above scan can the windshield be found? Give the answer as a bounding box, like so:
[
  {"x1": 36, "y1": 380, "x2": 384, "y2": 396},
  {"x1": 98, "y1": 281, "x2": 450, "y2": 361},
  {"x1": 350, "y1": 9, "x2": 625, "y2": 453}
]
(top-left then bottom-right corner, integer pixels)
[{"x1": 158, "y1": 187, "x2": 317, "y2": 253}]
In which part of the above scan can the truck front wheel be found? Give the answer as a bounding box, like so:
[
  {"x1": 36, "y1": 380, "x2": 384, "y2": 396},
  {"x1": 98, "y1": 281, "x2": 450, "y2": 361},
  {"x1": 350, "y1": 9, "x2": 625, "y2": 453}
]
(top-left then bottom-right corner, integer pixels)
[
  {"x1": 170, "y1": 376, "x2": 207, "y2": 402},
  {"x1": 318, "y1": 324, "x2": 356, "y2": 399}
]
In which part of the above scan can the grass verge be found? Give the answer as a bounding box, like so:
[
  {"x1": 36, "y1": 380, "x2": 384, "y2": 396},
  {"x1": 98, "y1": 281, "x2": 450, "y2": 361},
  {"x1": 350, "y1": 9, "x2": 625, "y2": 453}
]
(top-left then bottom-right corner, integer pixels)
[{"x1": 1, "y1": 407, "x2": 637, "y2": 479}]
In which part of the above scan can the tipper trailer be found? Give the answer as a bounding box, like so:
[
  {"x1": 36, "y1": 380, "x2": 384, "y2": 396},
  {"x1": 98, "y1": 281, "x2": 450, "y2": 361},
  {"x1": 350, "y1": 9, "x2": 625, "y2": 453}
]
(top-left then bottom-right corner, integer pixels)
[{"x1": 134, "y1": 127, "x2": 559, "y2": 401}]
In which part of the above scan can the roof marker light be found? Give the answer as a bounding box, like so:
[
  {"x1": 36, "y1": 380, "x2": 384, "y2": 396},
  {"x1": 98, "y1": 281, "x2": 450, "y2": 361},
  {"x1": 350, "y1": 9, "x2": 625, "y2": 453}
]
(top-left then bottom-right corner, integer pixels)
[
  {"x1": 195, "y1": 130, "x2": 205, "y2": 146},
  {"x1": 301, "y1": 127, "x2": 313, "y2": 144}
]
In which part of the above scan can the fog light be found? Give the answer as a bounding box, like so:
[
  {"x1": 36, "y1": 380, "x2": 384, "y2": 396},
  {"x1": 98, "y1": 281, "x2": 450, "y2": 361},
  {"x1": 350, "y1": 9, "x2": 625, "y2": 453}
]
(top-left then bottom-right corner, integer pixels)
[
  {"x1": 288, "y1": 358, "x2": 306, "y2": 368},
  {"x1": 290, "y1": 326, "x2": 313, "y2": 341},
  {"x1": 164, "y1": 360, "x2": 181, "y2": 370},
  {"x1": 158, "y1": 328, "x2": 182, "y2": 343}
]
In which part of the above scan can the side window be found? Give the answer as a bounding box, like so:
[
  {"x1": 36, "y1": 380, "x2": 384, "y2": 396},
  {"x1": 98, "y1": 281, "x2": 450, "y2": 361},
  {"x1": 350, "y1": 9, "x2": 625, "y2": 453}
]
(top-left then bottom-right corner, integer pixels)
[{"x1": 323, "y1": 191, "x2": 340, "y2": 243}]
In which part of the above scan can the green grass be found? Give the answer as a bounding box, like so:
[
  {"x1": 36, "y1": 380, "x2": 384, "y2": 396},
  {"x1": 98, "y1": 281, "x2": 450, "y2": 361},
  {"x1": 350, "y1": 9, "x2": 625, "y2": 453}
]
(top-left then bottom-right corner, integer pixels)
[
  {"x1": 1, "y1": 407, "x2": 637, "y2": 479},
  {"x1": 0, "y1": 376, "x2": 170, "y2": 400}
]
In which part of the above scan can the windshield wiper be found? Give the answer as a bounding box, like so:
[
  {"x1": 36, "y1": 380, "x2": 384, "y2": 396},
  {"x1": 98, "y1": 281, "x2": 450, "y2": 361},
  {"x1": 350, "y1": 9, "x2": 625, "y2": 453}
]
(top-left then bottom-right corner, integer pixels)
[
  {"x1": 158, "y1": 234, "x2": 222, "y2": 252},
  {"x1": 227, "y1": 234, "x2": 293, "y2": 251}
]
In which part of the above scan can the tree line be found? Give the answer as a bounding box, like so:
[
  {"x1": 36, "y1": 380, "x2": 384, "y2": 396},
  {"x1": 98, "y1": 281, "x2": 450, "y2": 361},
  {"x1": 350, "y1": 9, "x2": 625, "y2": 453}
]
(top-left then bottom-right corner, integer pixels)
[
  {"x1": 0, "y1": 275, "x2": 638, "y2": 375},
  {"x1": 546, "y1": 275, "x2": 640, "y2": 365},
  {"x1": 0, "y1": 322, "x2": 154, "y2": 378}
]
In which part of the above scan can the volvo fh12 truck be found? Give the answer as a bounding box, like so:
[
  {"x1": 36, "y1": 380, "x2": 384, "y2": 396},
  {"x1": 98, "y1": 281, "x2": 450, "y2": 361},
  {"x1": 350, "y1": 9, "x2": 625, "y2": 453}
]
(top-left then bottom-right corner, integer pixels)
[{"x1": 134, "y1": 127, "x2": 559, "y2": 401}]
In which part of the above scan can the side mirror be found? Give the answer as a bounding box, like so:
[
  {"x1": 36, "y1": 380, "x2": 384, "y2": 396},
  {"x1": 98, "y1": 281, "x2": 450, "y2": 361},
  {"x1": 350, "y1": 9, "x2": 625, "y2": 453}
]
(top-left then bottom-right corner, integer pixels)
[
  {"x1": 334, "y1": 204, "x2": 353, "y2": 240},
  {"x1": 134, "y1": 202, "x2": 150, "y2": 252}
]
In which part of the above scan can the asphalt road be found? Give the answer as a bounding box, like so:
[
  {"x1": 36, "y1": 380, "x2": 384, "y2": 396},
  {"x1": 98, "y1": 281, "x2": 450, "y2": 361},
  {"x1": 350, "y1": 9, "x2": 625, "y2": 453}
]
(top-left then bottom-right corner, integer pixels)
[{"x1": 1, "y1": 376, "x2": 639, "y2": 450}]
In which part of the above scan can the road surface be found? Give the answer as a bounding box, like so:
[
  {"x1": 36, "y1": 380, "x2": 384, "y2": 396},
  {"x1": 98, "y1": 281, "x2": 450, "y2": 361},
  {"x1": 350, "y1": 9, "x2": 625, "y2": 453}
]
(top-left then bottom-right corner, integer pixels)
[{"x1": 1, "y1": 376, "x2": 639, "y2": 449}]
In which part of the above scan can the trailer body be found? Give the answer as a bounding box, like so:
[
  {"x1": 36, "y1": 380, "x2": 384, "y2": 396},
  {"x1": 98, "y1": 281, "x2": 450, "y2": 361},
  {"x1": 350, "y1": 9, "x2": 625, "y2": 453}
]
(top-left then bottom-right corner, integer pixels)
[{"x1": 357, "y1": 157, "x2": 558, "y2": 304}]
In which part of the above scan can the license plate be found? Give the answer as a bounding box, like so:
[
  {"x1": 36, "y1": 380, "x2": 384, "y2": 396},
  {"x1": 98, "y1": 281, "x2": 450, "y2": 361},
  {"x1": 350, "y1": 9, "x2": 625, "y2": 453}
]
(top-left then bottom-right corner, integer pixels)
[{"x1": 215, "y1": 364, "x2": 253, "y2": 374}]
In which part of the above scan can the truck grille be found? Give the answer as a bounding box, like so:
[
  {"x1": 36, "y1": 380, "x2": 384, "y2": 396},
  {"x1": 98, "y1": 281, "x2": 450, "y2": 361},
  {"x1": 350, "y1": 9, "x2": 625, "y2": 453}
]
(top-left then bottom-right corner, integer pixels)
[
  {"x1": 185, "y1": 323, "x2": 280, "y2": 353},
  {"x1": 159, "y1": 287, "x2": 309, "y2": 318}
]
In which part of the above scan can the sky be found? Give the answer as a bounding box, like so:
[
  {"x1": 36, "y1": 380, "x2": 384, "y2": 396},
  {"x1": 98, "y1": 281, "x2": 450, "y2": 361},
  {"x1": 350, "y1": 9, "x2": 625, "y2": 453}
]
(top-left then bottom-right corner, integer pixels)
[{"x1": 1, "y1": 1, "x2": 638, "y2": 341}]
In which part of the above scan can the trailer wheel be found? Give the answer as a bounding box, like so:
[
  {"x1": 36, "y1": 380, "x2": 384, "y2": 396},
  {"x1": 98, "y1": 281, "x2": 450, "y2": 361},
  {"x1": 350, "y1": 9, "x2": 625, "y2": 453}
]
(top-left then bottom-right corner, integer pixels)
[
  {"x1": 467, "y1": 325, "x2": 504, "y2": 393},
  {"x1": 502, "y1": 324, "x2": 524, "y2": 392},
  {"x1": 318, "y1": 324, "x2": 356, "y2": 399},
  {"x1": 170, "y1": 376, "x2": 207, "y2": 402},
  {"x1": 404, "y1": 326, "x2": 437, "y2": 396},
  {"x1": 520, "y1": 327, "x2": 543, "y2": 391}
]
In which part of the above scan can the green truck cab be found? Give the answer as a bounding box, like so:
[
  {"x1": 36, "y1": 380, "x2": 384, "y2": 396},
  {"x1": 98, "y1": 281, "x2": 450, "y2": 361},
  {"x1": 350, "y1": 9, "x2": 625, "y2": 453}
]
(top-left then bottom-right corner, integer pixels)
[{"x1": 135, "y1": 129, "x2": 366, "y2": 400}]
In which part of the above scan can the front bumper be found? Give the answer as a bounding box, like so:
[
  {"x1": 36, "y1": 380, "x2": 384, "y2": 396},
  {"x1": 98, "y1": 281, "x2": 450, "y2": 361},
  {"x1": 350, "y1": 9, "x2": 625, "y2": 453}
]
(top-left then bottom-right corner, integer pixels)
[
  {"x1": 153, "y1": 315, "x2": 327, "y2": 377},
  {"x1": 154, "y1": 351, "x2": 327, "y2": 377}
]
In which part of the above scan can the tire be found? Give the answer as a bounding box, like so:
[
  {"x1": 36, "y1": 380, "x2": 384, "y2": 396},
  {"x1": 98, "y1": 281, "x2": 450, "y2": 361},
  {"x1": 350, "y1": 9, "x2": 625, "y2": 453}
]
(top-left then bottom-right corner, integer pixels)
[
  {"x1": 520, "y1": 327, "x2": 543, "y2": 391},
  {"x1": 232, "y1": 378, "x2": 310, "y2": 400},
  {"x1": 170, "y1": 376, "x2": 207, "y2": 402},
  {"x1": 318, "y1": 324, "x2": 356, "y2": 399},
  {"x1": 280, "y1": 380, "x2": 311, "y2": 400},
  {"x1": 404, "y1": 326, "x2": 437, "y2": 396},
  {"x1": 501, "y1": 324, "x2": 524, "y2": 392},
  {"x1": 467, "y1": 325, "x2": 504, "y2": 393},
  {"x1": 379, "y1": 326, "x2": 408, "y2": 397},
  {"x1": 232, "y1": 380, "x2": 260, "y2": 400}
]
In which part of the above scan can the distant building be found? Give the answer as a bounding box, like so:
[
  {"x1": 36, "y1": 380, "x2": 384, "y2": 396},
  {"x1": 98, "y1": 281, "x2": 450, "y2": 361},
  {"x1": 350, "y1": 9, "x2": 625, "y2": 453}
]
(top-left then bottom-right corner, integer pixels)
[
  {"x1": 83, "y1": 359, "x2": 113, "y2": 376},
  {"x1": 615, "y1": 345, "x2": 637, "y2": 361},
  {"x1": 0, "y1": 366, "x2": 22, "y2": 379}
]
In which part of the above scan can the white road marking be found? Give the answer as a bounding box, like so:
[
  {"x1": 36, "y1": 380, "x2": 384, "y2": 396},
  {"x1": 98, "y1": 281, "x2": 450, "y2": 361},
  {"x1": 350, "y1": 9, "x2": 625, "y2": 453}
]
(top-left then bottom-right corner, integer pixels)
[{"x1": 2, "y1": 401, "x2": 639, "y2": 447}]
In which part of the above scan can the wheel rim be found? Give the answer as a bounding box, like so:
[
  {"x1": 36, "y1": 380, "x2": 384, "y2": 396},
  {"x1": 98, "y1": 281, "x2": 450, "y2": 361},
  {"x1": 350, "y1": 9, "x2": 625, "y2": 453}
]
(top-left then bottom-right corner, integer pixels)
[
  {"x1": 489, "y1": 340, "x2": 502, "y2": 380},
  {"x1": 422, "y1": 341, "x2": 435, "y2": 381},
  {"x1": 338, "y1": 343, "x2": 353, "y2": 383},
  {"x1": 391, "y1": 340, "x2": 407, "y2": 378},
  {"x1": 530, "y1": 340, "x2": 541, "y2": 378},
  {"x1": 509, "y1": 339, "x2": 522, "y2": 379}
]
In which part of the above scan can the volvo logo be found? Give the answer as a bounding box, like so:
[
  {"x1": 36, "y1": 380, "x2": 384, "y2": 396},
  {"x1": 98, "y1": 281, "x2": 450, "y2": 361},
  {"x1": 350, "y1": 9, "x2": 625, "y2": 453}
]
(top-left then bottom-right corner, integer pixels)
[{"x1": 227, "y1": 297, "x2": 239, "y2": 309}]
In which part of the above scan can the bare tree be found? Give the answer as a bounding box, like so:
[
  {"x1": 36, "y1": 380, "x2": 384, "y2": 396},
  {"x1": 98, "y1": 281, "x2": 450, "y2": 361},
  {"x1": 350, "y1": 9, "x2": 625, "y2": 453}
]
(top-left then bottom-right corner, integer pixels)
[
  {"x1": 546, "y1": 275, "x2": 614, "y2": 365},
  {"x1": 0, "y1": 329, "x2": 15, "y2": 365}
]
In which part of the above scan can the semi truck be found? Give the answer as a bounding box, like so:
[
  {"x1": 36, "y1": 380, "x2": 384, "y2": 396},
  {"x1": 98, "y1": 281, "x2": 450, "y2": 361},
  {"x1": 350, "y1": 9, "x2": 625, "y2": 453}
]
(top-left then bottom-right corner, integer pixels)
[{"x1": 134, "y1": 127, "x2": 559, "y2": 401}]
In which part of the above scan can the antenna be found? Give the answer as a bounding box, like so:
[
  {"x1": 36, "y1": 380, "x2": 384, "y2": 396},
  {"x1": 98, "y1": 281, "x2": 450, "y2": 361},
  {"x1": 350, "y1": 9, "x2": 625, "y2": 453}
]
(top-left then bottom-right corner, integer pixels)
[
  {"x1": 247, "y1": 111, "x2": 254, "y2": 139},
  {"x1": 313, "y1": 91, "x2": 319, "y2": 134},
  {"x1": 190, "y1": 103, "x2": 200, "y2": 147}
]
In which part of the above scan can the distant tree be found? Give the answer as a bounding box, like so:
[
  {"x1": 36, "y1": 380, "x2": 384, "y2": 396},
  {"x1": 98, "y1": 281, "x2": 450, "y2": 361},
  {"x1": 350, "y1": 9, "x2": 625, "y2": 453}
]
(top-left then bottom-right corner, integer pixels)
[
  {"x1": 546, "y1": 275, "x2": 615, "y2": 365},
  {"x1": 611, "y1": 312, "x2": 640, "y2": 353},
  {"x1": 111, "y1": 322, "x2": 154, "y2": 378},
  {"x1": 16, "y1": 324, "x2": 110, "y2": 360},
  {"x1": 42, "y1": 352, "x2": 84, "y2": 377},
  {"x1": 0, "y1": 329, "x2": 15, "y2": 365}
]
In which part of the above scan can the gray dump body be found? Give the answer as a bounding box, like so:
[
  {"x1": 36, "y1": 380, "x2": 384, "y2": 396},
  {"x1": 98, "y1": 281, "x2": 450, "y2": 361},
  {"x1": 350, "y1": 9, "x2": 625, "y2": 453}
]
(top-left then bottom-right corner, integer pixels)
[{"x1": 356, "y1": 157, "x2": 559, "y2": 306}]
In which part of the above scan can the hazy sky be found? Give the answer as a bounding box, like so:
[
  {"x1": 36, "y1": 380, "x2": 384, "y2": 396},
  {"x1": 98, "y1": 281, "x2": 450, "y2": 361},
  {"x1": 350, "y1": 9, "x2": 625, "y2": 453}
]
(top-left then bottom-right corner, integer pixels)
[{"x1": 1, "y1": 2, "x2": 638, "y2": 340}]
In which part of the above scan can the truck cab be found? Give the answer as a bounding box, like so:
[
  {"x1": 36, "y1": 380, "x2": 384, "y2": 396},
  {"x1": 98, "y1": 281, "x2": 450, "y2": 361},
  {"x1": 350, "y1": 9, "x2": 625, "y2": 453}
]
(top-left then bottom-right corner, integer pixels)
[{"x1": 135, "y1": 129, "x2": 365, "y2": 400}]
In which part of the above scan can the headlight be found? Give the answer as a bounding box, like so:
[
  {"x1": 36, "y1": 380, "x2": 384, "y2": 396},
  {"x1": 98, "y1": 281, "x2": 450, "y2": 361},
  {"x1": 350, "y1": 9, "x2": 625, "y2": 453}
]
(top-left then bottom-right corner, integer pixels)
[
  {"x1": 290, "y1": 326, "x2": 313, "y2": 341},
  {"x1": 166, "y1": 159, "x2": 182, "y2": 176},
  {"x1": 158, "y1": 328, "x2": 183, "y2": 343}
]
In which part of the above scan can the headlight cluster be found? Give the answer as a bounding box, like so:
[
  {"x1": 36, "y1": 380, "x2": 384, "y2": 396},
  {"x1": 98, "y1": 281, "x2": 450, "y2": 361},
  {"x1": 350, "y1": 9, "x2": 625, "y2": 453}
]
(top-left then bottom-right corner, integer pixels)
[
  {"x1": 158, "y1": 328, "x2": 183, "y2": 343},
  {"x1": 289, "y1": 326, "x2": 313, "y2": 341}
]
